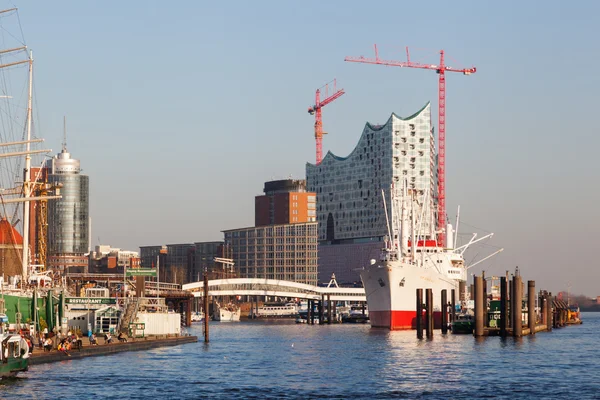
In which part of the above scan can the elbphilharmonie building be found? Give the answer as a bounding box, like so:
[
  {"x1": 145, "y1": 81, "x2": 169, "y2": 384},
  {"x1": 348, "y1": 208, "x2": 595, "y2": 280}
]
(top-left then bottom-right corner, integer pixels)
[{"x1": 306, "y1": 103, "x2": 437, "y2": 283}]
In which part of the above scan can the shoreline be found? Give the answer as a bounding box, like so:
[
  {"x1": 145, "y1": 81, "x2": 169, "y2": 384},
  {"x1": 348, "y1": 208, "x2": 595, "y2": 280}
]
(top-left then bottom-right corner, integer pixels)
[{"x1": 28, "y1": 335, "x2": 198, "y2": 366}]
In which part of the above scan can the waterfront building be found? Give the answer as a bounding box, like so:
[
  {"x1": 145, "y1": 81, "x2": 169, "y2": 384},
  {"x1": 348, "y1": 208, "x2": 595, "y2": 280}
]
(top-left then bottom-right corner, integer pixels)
[
  {"x1": 47, "y1": 146, "x2": 90, "y2": 273},
  {"x1": 255, "y1": 179, "x2": 316, "y2": 226},
  {"x1": 165, "y1": 243, "x2": 194, "y2": 284},
  {"x1": 88, "y1": 245, "x2": 139, "y2": 274},
  {"x1": 191, "y1": 241, "x2": 232, "y2": 282},
  {"x1": 306, "y1": 103, "x2": 436, "y2": 283},
  {"x1": 140, "y1": 245, "x2": 164, "y2": 269},
  {"x1": 223, "y1": 222, "x2": 318, "y2": 285}
]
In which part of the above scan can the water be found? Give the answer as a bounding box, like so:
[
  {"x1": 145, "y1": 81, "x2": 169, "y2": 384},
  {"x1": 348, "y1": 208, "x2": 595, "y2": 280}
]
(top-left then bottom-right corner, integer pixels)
[{"x1": 2, "y1": 313, "x2": 599, "y2": 399}]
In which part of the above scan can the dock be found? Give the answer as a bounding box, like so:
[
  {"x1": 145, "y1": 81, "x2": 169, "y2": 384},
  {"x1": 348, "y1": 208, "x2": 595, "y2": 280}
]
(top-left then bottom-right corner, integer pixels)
[{"x1": 29, "y1": 335, "x2": 198, "y2": 366}]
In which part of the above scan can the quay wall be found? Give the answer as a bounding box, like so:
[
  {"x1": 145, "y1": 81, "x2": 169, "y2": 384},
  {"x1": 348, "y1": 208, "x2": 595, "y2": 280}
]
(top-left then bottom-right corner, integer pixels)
[{"x1": 29, "y1": 335, "x2": 198, "y2": 366}]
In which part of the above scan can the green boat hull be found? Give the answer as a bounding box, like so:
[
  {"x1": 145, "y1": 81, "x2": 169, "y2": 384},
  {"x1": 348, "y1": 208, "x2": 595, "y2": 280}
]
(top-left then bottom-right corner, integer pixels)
[
  {"x1": 0, "y1": 357, "x2": 28, "y2": 378},
  {"x1": 451, "y1": 321, "x2": 474, "y2": 334}
]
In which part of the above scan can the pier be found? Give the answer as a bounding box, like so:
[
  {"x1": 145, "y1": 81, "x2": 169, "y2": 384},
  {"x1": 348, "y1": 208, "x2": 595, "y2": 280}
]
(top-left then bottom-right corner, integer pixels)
[
  {"x1": 415, "y1": 267, "x2": 582, "y2": 338},
  {"x1": 29, "y1": 335, "x2": 198, "y2": 366}
]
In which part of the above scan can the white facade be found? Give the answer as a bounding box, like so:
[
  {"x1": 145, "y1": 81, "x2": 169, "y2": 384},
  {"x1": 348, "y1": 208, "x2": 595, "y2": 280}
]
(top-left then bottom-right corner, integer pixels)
[
  {"x1": 306, "y1": 103, "x2": 437, "y2": 283},
  {"x1": 306, "y1": 103, "x2": 436, "y2": 243}
]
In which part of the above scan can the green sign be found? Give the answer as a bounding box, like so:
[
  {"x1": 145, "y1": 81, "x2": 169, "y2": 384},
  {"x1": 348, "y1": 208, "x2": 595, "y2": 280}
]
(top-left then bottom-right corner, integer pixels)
[
  {"x1": 66, "y1": 298, "x2": 117, "y2": 305},
  {"x1": 126, "y1": 269, "x2": 157, "y2": 277}
]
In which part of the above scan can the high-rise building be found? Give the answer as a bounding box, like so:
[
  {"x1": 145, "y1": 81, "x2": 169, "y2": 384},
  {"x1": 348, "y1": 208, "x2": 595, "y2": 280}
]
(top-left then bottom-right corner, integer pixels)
[
  {"x1": 306, "y1": 103, "x2": 436, "y2": 283},
  {"x1": 47, "y1": 147, "x2": 90, "y2": 273},
  {"x1": 255, "y1": 179, "x2": 316, "y2": 226}
]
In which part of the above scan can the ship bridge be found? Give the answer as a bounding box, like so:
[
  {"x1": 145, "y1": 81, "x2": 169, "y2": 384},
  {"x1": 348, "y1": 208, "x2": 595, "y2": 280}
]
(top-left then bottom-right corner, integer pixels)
[{"x1": 182, "y1": 278, "x2": 366, "y2": 302}]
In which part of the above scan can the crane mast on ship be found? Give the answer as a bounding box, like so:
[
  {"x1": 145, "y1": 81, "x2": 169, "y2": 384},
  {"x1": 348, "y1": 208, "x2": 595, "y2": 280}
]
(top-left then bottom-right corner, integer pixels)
[{"x1": 345, "y1": 45, "x2": 476, "y2": 246}]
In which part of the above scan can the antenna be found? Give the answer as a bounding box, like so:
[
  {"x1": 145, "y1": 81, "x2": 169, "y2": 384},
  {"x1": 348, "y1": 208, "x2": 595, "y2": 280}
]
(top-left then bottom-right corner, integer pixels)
[{"x1": 62, "y1": 116, "x2": 67, "y2": 152}]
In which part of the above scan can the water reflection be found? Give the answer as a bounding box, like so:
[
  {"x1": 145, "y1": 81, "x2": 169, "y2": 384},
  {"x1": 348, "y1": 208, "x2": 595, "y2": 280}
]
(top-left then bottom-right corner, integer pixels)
[{"x1": 0, "y1": 314, "x2": 597, "y2": 399}]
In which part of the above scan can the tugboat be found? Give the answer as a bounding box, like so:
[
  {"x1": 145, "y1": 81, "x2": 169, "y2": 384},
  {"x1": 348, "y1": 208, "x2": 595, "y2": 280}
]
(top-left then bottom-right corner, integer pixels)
[
  {"x1": 0, "y1": 314, "x2": 29, "y2": 378},
  {"x1": 451, "y1": 313, "x2": 474, "y2": 334}
]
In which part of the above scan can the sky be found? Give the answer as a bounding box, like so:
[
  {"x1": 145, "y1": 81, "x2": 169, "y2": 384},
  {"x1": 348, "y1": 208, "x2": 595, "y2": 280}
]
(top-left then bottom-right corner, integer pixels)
[{"x1": 1, "y1": 1, "x2": 597, "y2": 295}]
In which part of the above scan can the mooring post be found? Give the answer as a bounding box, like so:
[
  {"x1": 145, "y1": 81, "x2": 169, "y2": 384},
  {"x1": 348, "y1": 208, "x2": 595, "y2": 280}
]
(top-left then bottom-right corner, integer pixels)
[
  {"x1": 203, "y1": 273, "x2": 209, "y2": 343},
  {"x1": 327, "y1": 294, "x2": 332, "y2": 325},
  {"x1": 451, "y1": 289, "x2": 456, "y2": 323},
  {"x1": 416, "y1": 288, "x2": 423, "y2": 339},
  {"x1": 513, "y1": 275, "x2": 522, "y2": 337},
  {"x1": 547, "y1": 293, "x2": 553, "y2": 331},
  {"x1": 508, "y1": 278, "x2": 513, "y2": 329},
  {"x1": 441, "y1": 289, "x2": 448, "y2": 334},
  {"x1": 540, "y1": 292, "x2": 547, "y2": 328},
  {"x1": 500, "y1": 276, "x2": 507, "y2": 337},
  {"x1": 469, "y1": 284, "x2": 474, "y2": 301},
  {"x1": 474, "y1": 275, "x2": 484, "y2": 337},
  {"x1": 528, "y1": 280, "x2": 535, "y2": 335},
  {"x1": 426, "y1": 288, "x2": 433, "y2": 338},
  {"x1": 309, "y1": 300, "x2": 313, "y2": 325},
  {"x1": 333, "y1": 301, "x2": 337, "y2": 322},
  {"x1": 482, "y1": 271, "x2": 487, "y2": 329},
  {"x1": 319, "y1": 295, "x2": 325, "y2": 324}
]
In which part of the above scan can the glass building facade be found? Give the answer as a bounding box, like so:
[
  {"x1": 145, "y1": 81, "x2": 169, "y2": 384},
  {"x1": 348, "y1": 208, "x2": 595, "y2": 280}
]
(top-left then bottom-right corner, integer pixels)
[
  {"x1": 47, "y1": 149, "x2": 89, "y2": 270},
  {"x1": 223, "y1": 222, "x2": 318, "y2": 285}
]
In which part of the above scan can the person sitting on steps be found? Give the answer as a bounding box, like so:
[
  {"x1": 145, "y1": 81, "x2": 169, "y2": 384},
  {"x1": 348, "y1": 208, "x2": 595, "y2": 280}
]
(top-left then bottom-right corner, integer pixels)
[{"x1": 118, "y1": 332, "x2": 128, "y2": 343}]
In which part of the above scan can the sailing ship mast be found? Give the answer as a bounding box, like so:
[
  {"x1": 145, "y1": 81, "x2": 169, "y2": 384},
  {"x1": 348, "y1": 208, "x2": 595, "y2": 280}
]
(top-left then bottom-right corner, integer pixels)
[{"x1": 21, "y1": 50, "x2": 33, "y2": 285}]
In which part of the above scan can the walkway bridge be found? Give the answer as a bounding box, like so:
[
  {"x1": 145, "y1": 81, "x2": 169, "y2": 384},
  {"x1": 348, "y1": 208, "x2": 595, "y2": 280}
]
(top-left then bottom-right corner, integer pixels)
[{"x1": 181, "y1": 278, "x2": 366, "y2": 302}]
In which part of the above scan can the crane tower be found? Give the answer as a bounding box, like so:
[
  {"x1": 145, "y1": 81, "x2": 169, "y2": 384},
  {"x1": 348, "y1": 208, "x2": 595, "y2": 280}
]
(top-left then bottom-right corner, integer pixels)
[
  {"x1": 308, "y1": 80, "x2": 345, "y2": 164},
  {"x1": 345, "y1": 45, "x2": 476, "y2": 245}
]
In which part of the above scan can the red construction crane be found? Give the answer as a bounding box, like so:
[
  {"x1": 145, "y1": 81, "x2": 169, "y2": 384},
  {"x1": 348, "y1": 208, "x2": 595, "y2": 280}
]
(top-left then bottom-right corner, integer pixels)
[
  {"x1": 345, "y1": 45, "x2": 476, "y2": 245},
  {"x1": 308, "y1": 80, "x2": 345, "y2": 164}
]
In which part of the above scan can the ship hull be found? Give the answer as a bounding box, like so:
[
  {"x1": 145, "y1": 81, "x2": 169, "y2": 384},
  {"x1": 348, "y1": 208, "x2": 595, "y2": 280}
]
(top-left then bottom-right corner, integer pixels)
[{"x1": 360, "y1": 261, "x2": 458, "y2": 330}]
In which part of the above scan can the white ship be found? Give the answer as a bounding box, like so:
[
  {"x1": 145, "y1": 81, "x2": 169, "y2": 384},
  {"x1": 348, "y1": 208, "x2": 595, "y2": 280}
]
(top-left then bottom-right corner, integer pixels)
[
  {"x1": 254, "y1": 302, "x2": 298, "y2": 318},
  {"x1": 360, "y1": 184, "x2": 500, "y2": 330},
  {"x1": 213, "y1": 303, "x2": 241, "y2": 322}
]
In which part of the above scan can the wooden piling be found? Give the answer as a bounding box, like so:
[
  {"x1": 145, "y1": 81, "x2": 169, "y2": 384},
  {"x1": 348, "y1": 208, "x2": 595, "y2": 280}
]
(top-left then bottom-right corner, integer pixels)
[
  {"x1": 513, "y1": 275, "x2": 522, "y2": 337},
  {"x1": 527, "y1": 280, "x2": 535, "y2": 335},
  {"x1": 203, "y1": 273, "x2": 209, "y2": 343},
  {"x1": 441, "y1": 289, "x2": 448, "y2": 334},
  {"x1": 319, "y1": 295, "x2": 324, "y2": 324},
  {"x1": 474, "y1": 275, "x2": 484, "y2": 337},
  {"x1": 482, "y1": 271, "x2": 488, "y2": 327},
  {"x1": 500, "y1": 276, "x2": 507, "y2": 338},
  {"x1": 416, "y1": 289, "x2": 423, "y2": 339},
  {"x1": 451, "y1": 289, "x2": 456, "y2": 323},
  {"x1": 469, "y1": 284, "x2": 474, "y2": 301},
  {"x1": 426, "y1": 288, "x2": 433, "y2": 338},
  {"x1": 327, "y1": 294, "x2": 332, "y2": 325},
  {"x1": 541, "y1": 292, "x2": 548, "y2": 328},
  {"x1": 508, "y1": 278, "x2": 513, "y2": 329},
  {"x1": 547, "y1": 294, "x2": 553, "y2": 331},
  {"x1": 308, "y1": 299, "x2": 313, "y2": 325},
  {"x1": 450, "y1": 289, "x2": 456, "y2": 322},
  {"x1": 458, "y1": 281, "x2": 466, "y2": 302}
]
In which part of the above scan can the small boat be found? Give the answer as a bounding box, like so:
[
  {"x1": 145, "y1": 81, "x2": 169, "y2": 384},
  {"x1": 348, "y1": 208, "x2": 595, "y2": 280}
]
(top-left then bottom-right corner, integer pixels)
[
  {"x1": 213, "y1": 303, "x2": 241, "y2": 322},
  {"x1": 0, "y1": 314, "x2": 29, "y2": 378},
  {"x1": 342, "y1": 305, "x2": 369, "y2": 323},
  {"x1": 451, "y1": 313, "x2": 474, "y2": 334},
  {"x1": 191, "y1": 312, "x2": 204, "y2": 322}
]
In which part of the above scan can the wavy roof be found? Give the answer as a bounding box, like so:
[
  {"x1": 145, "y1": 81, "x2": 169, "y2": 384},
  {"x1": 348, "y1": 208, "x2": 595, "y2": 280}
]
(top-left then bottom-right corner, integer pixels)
[{"x1": 307, "y1": 102, "x2": 430, "y2": 166}]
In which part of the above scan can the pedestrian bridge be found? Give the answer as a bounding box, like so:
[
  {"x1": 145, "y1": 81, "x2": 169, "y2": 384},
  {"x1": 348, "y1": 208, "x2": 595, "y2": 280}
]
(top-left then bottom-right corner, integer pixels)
[{"x1": 181, "y1": 278, "x2": 366, "y2": 302}]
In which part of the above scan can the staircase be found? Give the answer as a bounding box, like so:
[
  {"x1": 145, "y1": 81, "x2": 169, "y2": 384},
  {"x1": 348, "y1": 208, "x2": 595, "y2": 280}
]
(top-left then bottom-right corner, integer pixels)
[{"x1": 118, "y1": 298, "x2": 140, "y2": 334}]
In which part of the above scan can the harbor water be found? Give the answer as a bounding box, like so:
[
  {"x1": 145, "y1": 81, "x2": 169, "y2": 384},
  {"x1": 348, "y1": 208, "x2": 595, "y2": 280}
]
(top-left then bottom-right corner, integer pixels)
[{"x1": 2, "y1": 313, "x2": 599, "y2": 399}]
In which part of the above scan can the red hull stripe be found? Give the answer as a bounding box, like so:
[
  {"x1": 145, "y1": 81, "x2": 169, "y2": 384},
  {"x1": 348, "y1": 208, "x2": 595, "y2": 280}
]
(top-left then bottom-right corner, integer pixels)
[{"x1": 370, "y1": 310, "x2": 443, "y2": 330}]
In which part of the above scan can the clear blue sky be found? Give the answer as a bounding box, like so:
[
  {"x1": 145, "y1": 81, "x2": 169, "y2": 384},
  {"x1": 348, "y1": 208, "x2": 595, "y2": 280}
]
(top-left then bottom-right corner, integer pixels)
[{"x1": 7, "y1": 1, "x2": 599, "y2": 295}]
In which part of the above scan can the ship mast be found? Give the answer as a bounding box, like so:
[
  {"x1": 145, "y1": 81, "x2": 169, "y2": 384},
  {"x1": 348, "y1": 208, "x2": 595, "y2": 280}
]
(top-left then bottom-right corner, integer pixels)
[{"x1": 21, "y1": 50, "x2": 33, "y2": 285}]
